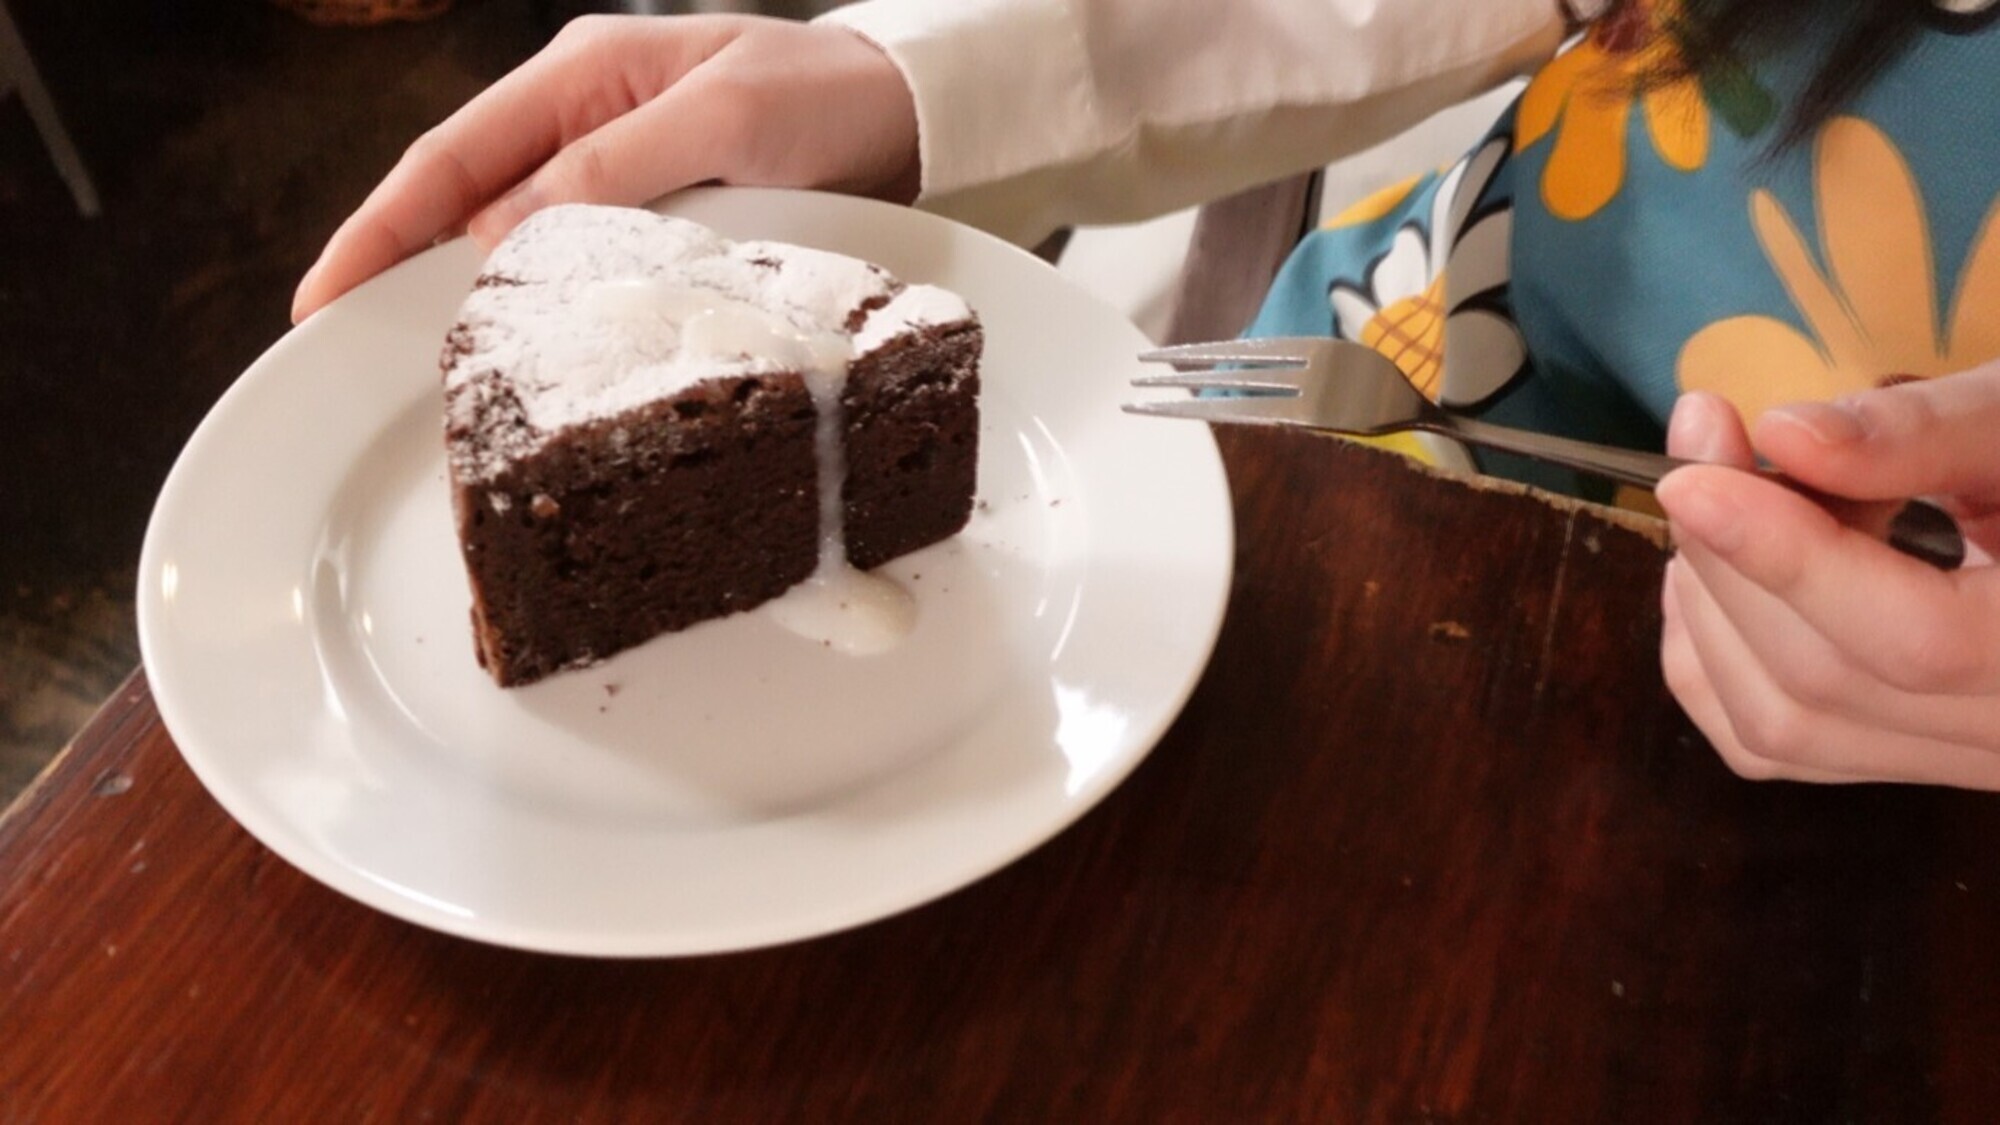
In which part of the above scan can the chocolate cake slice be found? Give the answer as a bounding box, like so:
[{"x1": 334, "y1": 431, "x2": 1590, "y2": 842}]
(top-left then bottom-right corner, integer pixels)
[{"x1": 442, "y1": 205, "x2": 981, "y2": 686}]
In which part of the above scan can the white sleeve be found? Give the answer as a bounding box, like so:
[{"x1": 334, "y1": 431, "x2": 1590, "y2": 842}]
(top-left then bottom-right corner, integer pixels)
[{"x1": 819, "y1": 0, "x2": 1567, "y2": 246}]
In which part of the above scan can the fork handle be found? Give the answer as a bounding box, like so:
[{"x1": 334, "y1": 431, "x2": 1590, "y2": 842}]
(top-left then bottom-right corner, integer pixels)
[{"x1": 1424, "y1": 414, "x2": 1966, "y2": 570}]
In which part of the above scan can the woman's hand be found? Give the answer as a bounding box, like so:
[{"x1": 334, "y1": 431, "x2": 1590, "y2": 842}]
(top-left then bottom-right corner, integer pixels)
[
  {"x1": 291, "y1": 14, "x2": 918, "y2": 322},
  {"x1": 1656, "y1": 366, "x2": 2000, "y2": 786}
]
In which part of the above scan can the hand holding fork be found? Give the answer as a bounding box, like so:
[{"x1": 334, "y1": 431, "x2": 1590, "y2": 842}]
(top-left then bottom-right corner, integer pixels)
[{"x1": 1124, "y1": 336, "x2": 1965, "y2": 570}]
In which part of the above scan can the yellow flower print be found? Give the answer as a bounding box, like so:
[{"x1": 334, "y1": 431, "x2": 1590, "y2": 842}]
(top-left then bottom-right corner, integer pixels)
[
  {"x1": 1516, "y1": 0, "x2": 1710, "y2": 220},
  {"x1": 1677, "y1": 117, "x2": 2000, "y2": 424},
  {"x1": 1329, "y1": 138, "x2": 1524, "y2": 407},
  {"x1": 1323, "y1": 139, "x2": 1522, "y2": 473}
]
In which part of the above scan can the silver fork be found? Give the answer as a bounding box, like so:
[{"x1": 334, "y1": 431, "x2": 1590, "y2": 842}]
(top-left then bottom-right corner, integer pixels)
[{"x1": 1126, "y1": 336, "x2": 1965, "y2": 570}]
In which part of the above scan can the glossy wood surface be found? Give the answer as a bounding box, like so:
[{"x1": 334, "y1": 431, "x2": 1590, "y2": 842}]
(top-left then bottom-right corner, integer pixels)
[{"x1": 7, "y1": 432, "x2": 2000, "y2": 1123}]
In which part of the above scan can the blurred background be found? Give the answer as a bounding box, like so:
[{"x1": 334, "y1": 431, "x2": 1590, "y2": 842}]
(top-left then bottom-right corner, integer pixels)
[{"x1": 0, "y1": 0, "x2": 550, "y2": 803}]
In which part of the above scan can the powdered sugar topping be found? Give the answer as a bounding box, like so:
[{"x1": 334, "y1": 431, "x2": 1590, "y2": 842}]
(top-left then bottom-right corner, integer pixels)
[{"x1": 444, "y1": 205, "x2": 972, "y2": 481}]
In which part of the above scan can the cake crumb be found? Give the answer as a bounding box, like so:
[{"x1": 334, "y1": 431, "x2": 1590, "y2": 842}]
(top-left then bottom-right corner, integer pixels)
[
  {"x1": 1428, "y1": 621, "x2": 1473, "y2": 642},
  {"x1": 1050, "y1": 498, "x2": 1062, "y2": 508},
  {"x1": 603, "y1": 682, "x2": 621, "y2": 697},
  {"x1": 530, "y1": 493, "x2": 560, "y2": 519},
  {"x1": 1363, "y1": 581, "x2": 1381, "y2": 599},
  {"x1": 1611, "y1": 980, "x2": 1625, "y2": 998}
]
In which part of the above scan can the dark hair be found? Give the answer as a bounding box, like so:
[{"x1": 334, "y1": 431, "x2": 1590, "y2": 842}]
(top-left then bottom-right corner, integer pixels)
[{"x1": 1608, "y1": 0, "x2": 1964, "y2": 145}]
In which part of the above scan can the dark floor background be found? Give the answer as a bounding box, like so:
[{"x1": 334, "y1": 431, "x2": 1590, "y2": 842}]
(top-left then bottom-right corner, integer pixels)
[{"x1": 0, "y1": 0, "x2": 548, "y2": 803}]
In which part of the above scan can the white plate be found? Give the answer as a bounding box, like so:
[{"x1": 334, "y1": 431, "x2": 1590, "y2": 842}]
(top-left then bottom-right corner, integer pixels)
[{"x1": 137, "y1": 187, "x2": 1232, "y2": 957}]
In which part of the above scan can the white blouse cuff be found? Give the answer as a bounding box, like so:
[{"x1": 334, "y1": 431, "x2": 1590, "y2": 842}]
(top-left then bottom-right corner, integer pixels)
[{"x1": 819, "y1": 0, "x2": 1107, "y2": 208}]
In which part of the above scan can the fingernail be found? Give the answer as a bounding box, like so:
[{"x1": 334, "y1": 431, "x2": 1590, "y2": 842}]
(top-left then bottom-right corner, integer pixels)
[
  {"x1": 1765, "y1": 400, "x2": 1865, "y2": 446},
  {"x1": 1659, "y1": 473, "x2": 1746, "y2": 556},
  {"x1": 475, "y1": 183, "x2": 543, "y2": 247},
  {"x1": 1662, "y1": 555, "x2": 1695, "y2": 616},
  {"x1": 1667, "y1": 393, "x2": 1729, "y2": 462},
  {"x1": 290, "y1": 260, "x2": 322, "y2": 324}
]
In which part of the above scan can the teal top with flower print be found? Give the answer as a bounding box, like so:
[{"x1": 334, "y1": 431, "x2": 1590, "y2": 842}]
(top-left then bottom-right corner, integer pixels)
[{"x1": 1247, "y1": 0, "x2": 2000, "y2": 493}]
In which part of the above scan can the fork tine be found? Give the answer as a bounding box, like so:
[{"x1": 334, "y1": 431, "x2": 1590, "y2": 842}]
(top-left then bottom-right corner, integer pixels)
[
  {"x1": 1137, "y1": 336, "x2": 1324, "y2": 368},
  {"x1": 1121, "y1": 395, "x2": 1312, "y2": 426},
  {"x1": 1130, "y1": 367, "x2": 1310, "y2": 392}
]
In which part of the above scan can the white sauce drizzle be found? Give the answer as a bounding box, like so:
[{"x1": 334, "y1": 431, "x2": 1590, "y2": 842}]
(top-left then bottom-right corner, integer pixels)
[
  {"x1": 586, "y1": 278, "x2": 917, "y2": 655},
  {"x1": 766, "y1": 355, "x2": 919, "y2": 657}
]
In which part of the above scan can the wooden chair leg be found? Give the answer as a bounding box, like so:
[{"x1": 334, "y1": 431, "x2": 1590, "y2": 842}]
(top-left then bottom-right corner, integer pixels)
[
  {"x1": 0, "y1": 0, "x2": 101, "y2": 217},
  {"x1": 1161, "y1": 171, "x2": 1321, "y2": 346}
]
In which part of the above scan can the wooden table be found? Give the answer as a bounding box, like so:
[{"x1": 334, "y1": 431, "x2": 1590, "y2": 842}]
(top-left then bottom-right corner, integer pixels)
[{"x1": 7, "y1": 432, "x2": 1999, "y2": 1122}]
